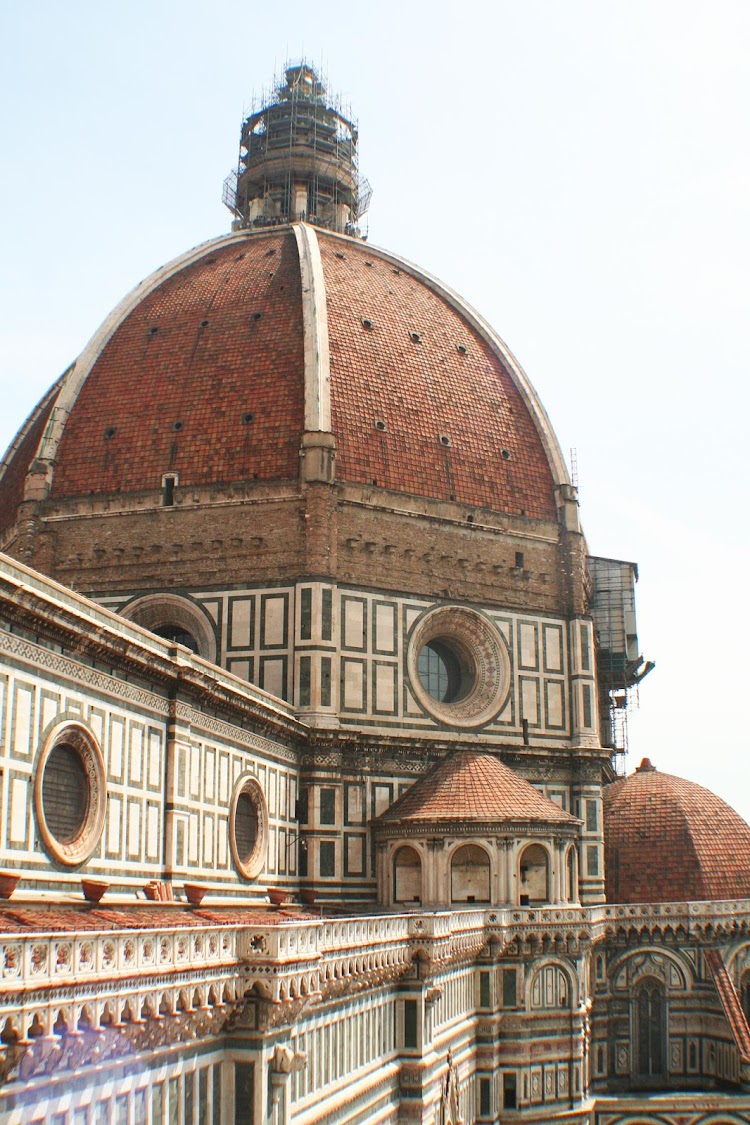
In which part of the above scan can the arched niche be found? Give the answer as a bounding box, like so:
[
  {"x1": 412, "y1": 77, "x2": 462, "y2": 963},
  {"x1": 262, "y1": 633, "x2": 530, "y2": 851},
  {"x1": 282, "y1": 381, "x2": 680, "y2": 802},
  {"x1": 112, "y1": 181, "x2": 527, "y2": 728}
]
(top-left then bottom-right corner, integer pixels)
[
  {"x1": 120, "y1": 593, "x2": 217, "y2": 664},
  {"x1": 451, "y1": 843, "x2": 490, "y2": 904},
  {"x1": 609, "y1": 947, "x2": 691, "y2": 994},
  {"x1": 528, "y1": 961, "x2": 575, "y2": 1010},
  {"x1": 393, "y1": 845, "x2": 422, "y2": 904},
  {"x1": 519, "y1": 843, "x2": 550, "y2": 906},
  {"x1": 633, "y1": 976, "x2": 667, "y2": 1081}
]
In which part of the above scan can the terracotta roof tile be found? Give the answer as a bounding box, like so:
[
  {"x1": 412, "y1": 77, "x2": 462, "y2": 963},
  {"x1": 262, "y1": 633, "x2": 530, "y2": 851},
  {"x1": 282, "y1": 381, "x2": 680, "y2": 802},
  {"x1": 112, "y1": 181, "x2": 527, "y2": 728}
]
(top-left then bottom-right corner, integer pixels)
[
  {"x1": 0, "y1": 394, "x2": 55, "y2": 535},
  {"x1": 1, "y1": 228, "x2": 559, "y2": 522},
  {"x1": 706, "y1": 949, "x2": 750, "y2": 1062},
  {"x1": 320, "y1": 235, "x2": 556, "y2": 519},
  {"x1": 51, "y1": 231, "x2": 305, "y2": 497},
  {"x1": 0, "y1": 903, "x2": 315, "y2": 935},
  {"x1": 376, "y1": 750, "x2": 577, "y2": 827}
]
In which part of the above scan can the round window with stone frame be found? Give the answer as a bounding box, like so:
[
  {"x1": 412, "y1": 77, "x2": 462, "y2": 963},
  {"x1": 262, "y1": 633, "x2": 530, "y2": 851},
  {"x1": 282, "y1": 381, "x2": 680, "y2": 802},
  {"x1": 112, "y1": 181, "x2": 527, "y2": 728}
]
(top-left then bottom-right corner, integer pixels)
[
  {"x1": 229, "y1": 774, "x2": 269, "y2": 880},
  {"x1": 407, "y1": 606, "x2": 511, "y2": 728},
  {"x1": 34, "y1": 722, "x2": 107, "y2": 866}
]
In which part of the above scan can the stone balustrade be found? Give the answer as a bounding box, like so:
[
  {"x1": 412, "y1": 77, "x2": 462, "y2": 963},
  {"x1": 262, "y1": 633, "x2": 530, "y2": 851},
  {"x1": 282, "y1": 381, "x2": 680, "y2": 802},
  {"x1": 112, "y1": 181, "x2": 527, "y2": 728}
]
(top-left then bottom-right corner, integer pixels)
[
  {"x1": 1, "y1": 925, "x2": 237, "y2": 994},
  {"x1": 3, "y1": 899, "x2": 749, "y2": 1041}
]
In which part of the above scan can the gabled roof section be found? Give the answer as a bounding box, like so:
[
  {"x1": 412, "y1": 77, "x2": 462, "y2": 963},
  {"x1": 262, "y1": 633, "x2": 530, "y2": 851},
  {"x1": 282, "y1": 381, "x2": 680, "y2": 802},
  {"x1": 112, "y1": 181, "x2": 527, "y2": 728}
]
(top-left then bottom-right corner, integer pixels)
[
  {"x1": 705, "y1": 949, "x2": 750, "y2": 1063},
  {"x1": 376, "y1": 751, "x2": 578, "y2": 827}
]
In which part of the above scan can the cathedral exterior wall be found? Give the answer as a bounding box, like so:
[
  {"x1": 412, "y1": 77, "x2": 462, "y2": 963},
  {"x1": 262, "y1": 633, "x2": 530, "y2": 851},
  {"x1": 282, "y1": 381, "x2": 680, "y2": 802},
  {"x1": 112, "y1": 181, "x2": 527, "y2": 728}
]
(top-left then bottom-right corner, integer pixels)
[
  {"x1": 0, "y1": 554, "x2": 302, "y2": 898},
  {"x1": 4, "y1": 903, "x2": 750, "y2": 1124},
  {"x1": 91, "y1": 573, "x2": 602, "y2": 903},
  {"x1": 93, "y1": 578, "x2": 596, "y2": 751}
]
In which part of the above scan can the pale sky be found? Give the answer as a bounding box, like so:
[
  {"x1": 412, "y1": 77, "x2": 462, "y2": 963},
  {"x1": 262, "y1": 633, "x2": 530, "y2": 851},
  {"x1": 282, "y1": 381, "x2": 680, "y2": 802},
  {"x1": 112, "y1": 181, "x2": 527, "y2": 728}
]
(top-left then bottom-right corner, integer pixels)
[{"x1": 2, "y1": 2, "x2": 748, "y2": 819}]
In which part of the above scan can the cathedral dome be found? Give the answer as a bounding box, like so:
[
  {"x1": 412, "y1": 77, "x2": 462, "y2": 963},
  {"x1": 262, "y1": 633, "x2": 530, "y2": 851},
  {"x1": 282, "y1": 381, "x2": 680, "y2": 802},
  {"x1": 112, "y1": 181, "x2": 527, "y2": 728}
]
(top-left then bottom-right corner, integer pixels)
[
  {"x1": 0, "y1": 224, "x2": 565, "y2": 539},
  {"x1": 603, "y1": 759, "x2": 750, "y2": 904}
]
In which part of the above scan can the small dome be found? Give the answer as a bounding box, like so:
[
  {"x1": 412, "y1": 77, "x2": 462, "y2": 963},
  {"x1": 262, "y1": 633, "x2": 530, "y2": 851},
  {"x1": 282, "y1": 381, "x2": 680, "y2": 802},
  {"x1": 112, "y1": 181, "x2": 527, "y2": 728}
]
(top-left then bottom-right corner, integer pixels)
[
  {"x1": 603, "y1": 759, "x2": 750, "y2": 903},
  {"x1": 376, "y1": 750, "x2": 578, "y2": 829}
]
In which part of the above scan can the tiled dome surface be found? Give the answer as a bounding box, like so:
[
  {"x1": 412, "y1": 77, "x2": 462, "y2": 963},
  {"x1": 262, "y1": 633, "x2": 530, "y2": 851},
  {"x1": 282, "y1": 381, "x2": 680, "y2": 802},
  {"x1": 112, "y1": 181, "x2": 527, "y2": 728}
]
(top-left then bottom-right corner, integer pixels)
[
  {"x1": 0, "y1": 227, "x2": 558, "y2": 530},
  {"x1": 53, "y1": 232, "x2": 306, "y2": 498},
  {"x1": 319, "y1": 235, "x2": 556, "y2": 518},
  {"x1": 377, "y1": 750, "x2": 577, "y2": 826},
  {"x1": 603, "y1": 760, "x2": 750, "y2": 904}
]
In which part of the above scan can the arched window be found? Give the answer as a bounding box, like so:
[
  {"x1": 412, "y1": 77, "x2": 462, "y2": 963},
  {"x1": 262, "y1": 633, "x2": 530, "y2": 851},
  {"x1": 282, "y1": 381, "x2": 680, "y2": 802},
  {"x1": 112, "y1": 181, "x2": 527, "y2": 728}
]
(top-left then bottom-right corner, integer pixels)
[
  {"x1": 518, "y1": 843, "x2": 549, "y2": 906},
  {"x1": 121, "y1": 594, "x2": 217, "y2": 663},
  {"x1": 634, "y1": 978, "x2": 666, "y2": 1080},
  {"x1": 393, "y1": 846, "x2": 422, "y2": 904},
  {"x1": 152, "y1": 623, "x2": 199, "y2": 652},
  {"x1": 451, "y1": 844, "x2": 490, "y2": 904}
]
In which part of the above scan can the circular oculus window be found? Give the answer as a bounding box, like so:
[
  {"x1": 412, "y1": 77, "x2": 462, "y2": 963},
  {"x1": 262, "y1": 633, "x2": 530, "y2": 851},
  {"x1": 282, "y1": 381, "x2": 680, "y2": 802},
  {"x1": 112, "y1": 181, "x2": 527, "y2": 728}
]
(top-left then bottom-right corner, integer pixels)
[
  {"x1": 229, "y1": 774, "x2": 269, "y2": 880},
  {"x1": 34, "y1": 723, "x2": 106, "y2": 866},
  {"x1": 407, "y1": 606, "x2": 510, "y2": 727}
]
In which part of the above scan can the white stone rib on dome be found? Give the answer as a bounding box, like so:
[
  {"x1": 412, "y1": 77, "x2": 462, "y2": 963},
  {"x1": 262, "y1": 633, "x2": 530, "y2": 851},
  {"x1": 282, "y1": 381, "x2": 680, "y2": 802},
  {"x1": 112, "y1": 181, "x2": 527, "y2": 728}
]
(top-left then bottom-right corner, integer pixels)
[
  {"x1": 321, "y1": 228, "x2": 573, "y2": 494},
  {"x1": 293, "y1": 223, "x2": 332, "y2": 433},
  {"x1": 7, "y1": 221, "x2": 571, "y2": 506}
]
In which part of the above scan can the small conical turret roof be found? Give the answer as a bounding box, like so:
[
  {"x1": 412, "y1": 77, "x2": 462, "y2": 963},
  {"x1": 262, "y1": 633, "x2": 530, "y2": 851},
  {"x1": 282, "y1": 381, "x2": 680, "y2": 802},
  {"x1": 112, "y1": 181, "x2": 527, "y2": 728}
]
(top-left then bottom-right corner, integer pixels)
[{"x1": 376, "y1": 751, "x2": 579, "y2": 829}]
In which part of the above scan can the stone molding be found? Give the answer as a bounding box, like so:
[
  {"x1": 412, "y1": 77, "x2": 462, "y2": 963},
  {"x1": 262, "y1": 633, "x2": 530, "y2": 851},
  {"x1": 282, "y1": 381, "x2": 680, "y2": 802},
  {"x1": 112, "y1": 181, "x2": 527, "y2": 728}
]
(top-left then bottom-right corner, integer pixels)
[
  {"x1": 178, "y1": 704, "x2": 299, "y2": 765},
  {"x1": 33, "y1": 719, "x2": 107, "y2": 866},
  {"x1": 0, "y1": 629, "x2": 170, "y2": 714}
]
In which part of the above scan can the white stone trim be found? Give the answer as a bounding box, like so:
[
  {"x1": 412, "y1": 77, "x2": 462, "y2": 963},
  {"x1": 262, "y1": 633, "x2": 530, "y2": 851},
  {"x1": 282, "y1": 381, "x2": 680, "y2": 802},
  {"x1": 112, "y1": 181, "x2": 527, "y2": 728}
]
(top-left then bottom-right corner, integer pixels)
[
  {"x1": 34, "y1": 719, "x2": 107, "y2": 867},
  {"x1": 293, "y1": 223, "x2": 332, "y2": 432},
  {"x1": 320, "y1": 230, "x2": 571, "y2": 491},
  {"x1": 229, "y1": 772, "x2": 269, "y2": 880},
  {"x1": 0, "y1": 374, "x2": 65, "y2": 486}
]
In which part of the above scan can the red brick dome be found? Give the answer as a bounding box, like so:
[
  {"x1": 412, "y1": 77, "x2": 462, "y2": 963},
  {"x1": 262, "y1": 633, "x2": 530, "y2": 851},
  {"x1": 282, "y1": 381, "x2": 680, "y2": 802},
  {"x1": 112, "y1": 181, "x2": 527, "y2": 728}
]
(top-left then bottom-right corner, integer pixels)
[
  {"x1": 0, "y1": 225, "x2": 566, "y2": 537},
  {"x1": 603, "y1": 759, "x2": 750, "y2": 904}
]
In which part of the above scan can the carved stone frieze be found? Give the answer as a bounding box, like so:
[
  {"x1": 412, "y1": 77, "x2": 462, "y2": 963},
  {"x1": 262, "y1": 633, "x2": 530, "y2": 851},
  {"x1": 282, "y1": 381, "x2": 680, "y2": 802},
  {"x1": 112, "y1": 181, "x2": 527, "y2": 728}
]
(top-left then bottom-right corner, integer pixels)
[
  {"x1": 0, "y1": 630, "x2": 170, "y2": 714},
  {"x1": 227, "y1": 995, "x2": 311, "y2": 1034},
  {"x1": 183, "y1": 705, "x2": 299, "y2": 764}
]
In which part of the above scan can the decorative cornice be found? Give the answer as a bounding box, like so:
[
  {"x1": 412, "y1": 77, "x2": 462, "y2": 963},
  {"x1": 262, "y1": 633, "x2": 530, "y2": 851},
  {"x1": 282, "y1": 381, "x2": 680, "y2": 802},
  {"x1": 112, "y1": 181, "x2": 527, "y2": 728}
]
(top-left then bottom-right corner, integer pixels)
[
  {"x1": 174, "y1": 703, "x2": 300, "y2": 765},
  {"x1": 0, "y1": 629, "x2": 170, "y2": 714}
]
